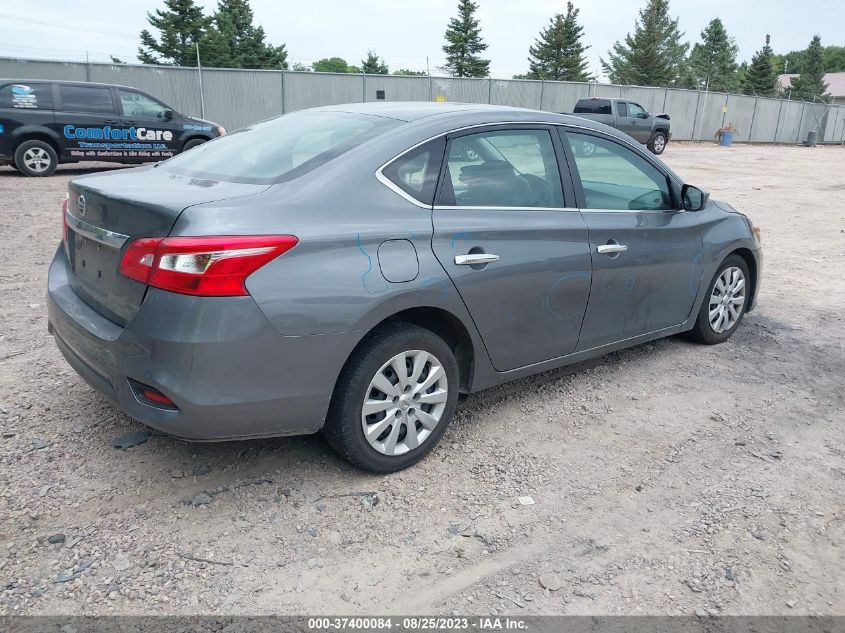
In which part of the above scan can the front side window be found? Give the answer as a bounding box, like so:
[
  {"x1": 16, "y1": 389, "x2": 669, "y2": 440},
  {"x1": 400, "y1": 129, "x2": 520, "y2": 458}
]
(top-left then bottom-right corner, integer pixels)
[
  {"x1": 119, "y1": 90, "x2": 168, "y2": 118},
  {"x1": 162, "y1": 111, "x2": 400, "y2": 184},
  {"x1": 381, "y1": 138, "x2": 444, "y2": 206},
  {"x1": 627, "y1": 102, "x2": 647, "y2": 118},
  {"x1": 565, "y1": 132, "x2": 673, "y2": 211},
  {"x1": 0, "y1": 83, "x2": 53, "y2": 110},
  {"x1": 58, "y1": 85, "x2": 115, "y2": 114},
  {"x1": 440, "y1": 129, "x2": 563, "y2": 208}
]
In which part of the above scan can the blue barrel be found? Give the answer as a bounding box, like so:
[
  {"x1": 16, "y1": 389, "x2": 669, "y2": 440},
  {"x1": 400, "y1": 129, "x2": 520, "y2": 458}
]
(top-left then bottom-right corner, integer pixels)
[{"x1": 720, "y1": 132, "x2": 733, "y2": 147}]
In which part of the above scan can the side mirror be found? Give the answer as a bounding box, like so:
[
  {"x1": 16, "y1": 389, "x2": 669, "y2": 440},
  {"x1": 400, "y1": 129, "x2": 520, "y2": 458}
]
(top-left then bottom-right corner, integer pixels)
[
  {"x1": 163, "y1": 109, "x2": 174, "y2": 120},
  {"x1": 638, "y1": 112, "x2": 649, "y2": 119},
  {"x1": 682, "y1": 184, "x2": 709, "y2": 211}
]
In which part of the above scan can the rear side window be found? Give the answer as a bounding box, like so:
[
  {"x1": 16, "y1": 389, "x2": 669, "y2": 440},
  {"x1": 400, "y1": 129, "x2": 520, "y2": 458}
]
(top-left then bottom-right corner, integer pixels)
[
  {"x1": 617, "y1": 102, "x2": 629, "y2": 117},
  {"x1": 381, "y1": 138, "x2": 445, "y2": 206},
  {"x1": 439, "y1": 129, "x2": 564, "y2": 208},
  {"x1": 0, "y1": 83, "x2": 53, "y2": 110},
  {"x1": 58, "y1": 85, "x2": 115, "y2": 114},
  {"x1": 162, "y1": 111, "x2": 401, "y2": 184},
  {"x1": 573, "y1": 99, "x2": 612, "y2": 115}
]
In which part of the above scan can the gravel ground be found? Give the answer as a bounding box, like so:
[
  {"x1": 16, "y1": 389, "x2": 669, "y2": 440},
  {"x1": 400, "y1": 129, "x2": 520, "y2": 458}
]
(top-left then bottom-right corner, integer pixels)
[{"x1": 0, "y1": 143, "x2": 843, "y2": 616}]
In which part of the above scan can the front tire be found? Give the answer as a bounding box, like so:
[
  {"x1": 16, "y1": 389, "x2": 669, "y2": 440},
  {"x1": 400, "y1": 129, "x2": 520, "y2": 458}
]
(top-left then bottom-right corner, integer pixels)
[
  {"x1": 323, "y1": 322, "x2": 459, "y2": 472},
  {"x1": 14, "y1": 140, "x2": 58, "y2": 177},
  {"x1": 687, "y1": 255, "x2": 750, "y2": 344},
  {"x1": 648, "y1": 131, "x2": 668, "y2": 155},
  {"x1": 182, "y1": 138, "x2": 207, "y2": 152}
]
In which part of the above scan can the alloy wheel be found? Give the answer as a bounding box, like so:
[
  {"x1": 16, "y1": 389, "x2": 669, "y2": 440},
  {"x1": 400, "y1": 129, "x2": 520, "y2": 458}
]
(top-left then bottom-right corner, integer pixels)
[
  {"x1": 361, "y1": 350, "x2": 449, "y2": 456},
  {"x1": 23, "y1": 147, "x2": 51, "y2": 173},
  {"x1": 653, "y1": 135, "x2": 666, "y2": 153},
  {"x1": 708, "y1": 266, "x2": 746, "y2": 333}
]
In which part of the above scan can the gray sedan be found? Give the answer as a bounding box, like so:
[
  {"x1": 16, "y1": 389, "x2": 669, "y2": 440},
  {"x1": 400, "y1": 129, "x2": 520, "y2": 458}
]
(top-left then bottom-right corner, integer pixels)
[{"x1": 47, "y1": 102, "x2": 762, "y2": 472}]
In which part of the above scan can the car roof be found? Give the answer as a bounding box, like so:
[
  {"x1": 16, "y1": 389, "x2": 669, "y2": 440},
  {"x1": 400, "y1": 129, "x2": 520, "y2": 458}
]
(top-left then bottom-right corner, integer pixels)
[
  {"x1": 308, "y1": 100, "x2": 616, "y2": 129},
  {"x1": 0, "y1": 78, "x2": 143, "y2": 91}
]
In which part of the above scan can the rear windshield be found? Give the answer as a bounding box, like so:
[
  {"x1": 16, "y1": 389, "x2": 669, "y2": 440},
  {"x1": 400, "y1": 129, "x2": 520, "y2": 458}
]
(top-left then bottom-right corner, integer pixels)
[
  {"x1": 161, "y1": 111, "x2": 401, "y2": 184},
  {"x1": 574, "y1": 99, "x2": 612, "y2": 115}
]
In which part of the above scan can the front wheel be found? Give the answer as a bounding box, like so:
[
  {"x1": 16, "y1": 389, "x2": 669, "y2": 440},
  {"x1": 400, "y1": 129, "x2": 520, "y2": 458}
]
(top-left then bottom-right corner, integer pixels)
[
  {"x1": 686, "y1": 255, "x2": 750, "y2": 344},
  {"x1": 648, "y1": 131, "x2": 667, "y2": 155},
  {"x1": 323, "y1": 322, "x2": 459, "y2": 472},
  {"x1": 182, "y1": 138, "x2": 207, "y2": 152}
]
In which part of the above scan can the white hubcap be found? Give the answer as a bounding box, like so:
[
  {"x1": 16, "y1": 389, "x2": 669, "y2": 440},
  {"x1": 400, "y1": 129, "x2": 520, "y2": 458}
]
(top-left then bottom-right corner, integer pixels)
[
  {"x1": 708, "y1": 266, "x2": 746, "y2": 333},
  {"x1": 361, "y1": 350, "x2": 448, "y2": 456}
]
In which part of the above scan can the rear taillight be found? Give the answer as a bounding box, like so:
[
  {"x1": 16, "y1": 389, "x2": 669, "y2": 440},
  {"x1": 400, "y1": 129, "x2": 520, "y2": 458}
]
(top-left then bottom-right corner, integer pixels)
[{"x1": 119, "y1": 235, "x2": 298, "y2": 297}]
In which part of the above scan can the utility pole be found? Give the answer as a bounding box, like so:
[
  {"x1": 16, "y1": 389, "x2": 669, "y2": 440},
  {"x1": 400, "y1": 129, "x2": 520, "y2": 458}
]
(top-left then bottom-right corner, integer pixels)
[{"x1": 196, "y1": 42, "x2": 205, "y2": 118}]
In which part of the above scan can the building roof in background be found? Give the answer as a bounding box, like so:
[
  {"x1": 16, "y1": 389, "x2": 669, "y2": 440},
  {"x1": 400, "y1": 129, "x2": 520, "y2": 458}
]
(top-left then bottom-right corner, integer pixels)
[{"x1": 778, "y1": 72, "x2": 845, "y2": 97}]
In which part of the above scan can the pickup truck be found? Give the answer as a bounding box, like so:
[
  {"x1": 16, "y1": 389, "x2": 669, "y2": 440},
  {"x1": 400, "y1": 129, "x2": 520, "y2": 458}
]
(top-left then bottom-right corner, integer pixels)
[{"x1": 569, "y1": 97, "x2": 671, "y2": 155}]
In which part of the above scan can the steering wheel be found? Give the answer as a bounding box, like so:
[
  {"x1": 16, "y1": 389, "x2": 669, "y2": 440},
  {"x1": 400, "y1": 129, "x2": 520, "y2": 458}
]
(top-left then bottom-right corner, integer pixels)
[{"x1": 517, "y1": 174, "x2": 550, "y2": 206}]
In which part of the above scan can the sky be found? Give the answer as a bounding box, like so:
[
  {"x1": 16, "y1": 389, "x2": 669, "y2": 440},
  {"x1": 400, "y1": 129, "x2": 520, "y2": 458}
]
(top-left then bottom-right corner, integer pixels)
[{"x1": 0, "y1": 0, "x2": 842, "y2": 79}]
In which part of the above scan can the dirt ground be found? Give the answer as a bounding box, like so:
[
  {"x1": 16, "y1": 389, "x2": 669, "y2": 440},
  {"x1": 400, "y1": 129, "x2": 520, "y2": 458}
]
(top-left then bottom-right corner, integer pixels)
[{"x1": 0, "y1": 143, "x2": 843, "y2": 617}]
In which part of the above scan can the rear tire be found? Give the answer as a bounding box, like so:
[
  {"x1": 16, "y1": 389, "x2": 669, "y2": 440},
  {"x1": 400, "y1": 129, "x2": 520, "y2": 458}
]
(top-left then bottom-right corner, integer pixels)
[
  {"x1": 648, "y1": 131, "x2": 668, "y2": 155},
  {"x1": 686, "y1": 254, "x2": 750, "y2": 345},
  {"x1": 14, "y1": 140, "x2": 58, "y2": 177},
  {"x1": 323, "y1": 322, "x2": 459, "y2": 473},
  {"x1": 182, "y1": 138, "x2": 207, "y2": 152}
]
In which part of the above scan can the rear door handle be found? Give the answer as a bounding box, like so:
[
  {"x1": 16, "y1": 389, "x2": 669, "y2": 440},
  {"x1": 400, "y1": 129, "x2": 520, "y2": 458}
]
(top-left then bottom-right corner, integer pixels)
[
  {"x1": 105, "y1": 119, "x2": 119, "y2": 124},
  {"x1": 455, "y1": 253, "x2": 500, "y2": 265},
  {"x1": 597, "y1": 244, "x2": 628, "y2": 254}
]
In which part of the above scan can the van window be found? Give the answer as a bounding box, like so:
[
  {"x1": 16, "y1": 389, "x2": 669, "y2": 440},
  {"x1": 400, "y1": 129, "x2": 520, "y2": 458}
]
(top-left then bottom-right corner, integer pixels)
[
  {"x1": 573, "y1": 99, "x2": 612, "y2": 115},
  {"x1": 58, "y1": 85, "x2": 115, "y2": 114},
  {"x1": 119, "y1": 90, "x2": 168, "y2": 118},
  {"x1": 0, "y1": 83, "x2": 53, "y2": 110}
]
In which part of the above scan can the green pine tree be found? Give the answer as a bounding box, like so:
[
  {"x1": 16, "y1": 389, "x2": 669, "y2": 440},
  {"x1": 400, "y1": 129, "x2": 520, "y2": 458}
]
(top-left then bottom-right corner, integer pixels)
[
  {"x1": 204, "y1": 0, "x2": 288, "y2": 69},
  {"x1": 601, "y1": 0, "x2": 689, "y2": 86},
  {"x1": 138, "y1": 0, "x2": 211, "y2": 66},
  {"x1": 688, "y1": 18, "x2": 739, "y2": 91},
  {"x1": 361, "y1": 51, "x2": 389, "y2": 74},
  {"x1": 790, "y1": 35, "x2": 828, "y2": 101},
  {"x1": 442, "y1": 0, "x2": 490, "y2": 77},
  {"x1": 742, "y1": 36, "x2": 778, "y2": 96},
  {"x1": 527, "y1": 2, "x2": 591, "y2": 81},
  {"x1": 393, "y1": 69, "x2": 427, "y2": 76}
]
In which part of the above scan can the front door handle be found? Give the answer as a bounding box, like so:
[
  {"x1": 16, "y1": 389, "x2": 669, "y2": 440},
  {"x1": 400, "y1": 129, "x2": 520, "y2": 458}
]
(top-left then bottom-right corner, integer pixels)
[
  {"x1": 597, "y1": 244, "x2": 628, "y2": 254},
  {"x1": 455, "y1": 253, "x2": 500, "y2": 265},
  {"x1": 105, "y1": 119, "x2": 119, "y2": 124}
]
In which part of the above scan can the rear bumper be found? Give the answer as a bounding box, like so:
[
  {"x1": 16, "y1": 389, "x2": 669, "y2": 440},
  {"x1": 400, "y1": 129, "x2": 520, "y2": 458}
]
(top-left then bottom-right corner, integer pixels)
[{"x1": 47, "y1": 246, "x2": 359, "y2": 440}]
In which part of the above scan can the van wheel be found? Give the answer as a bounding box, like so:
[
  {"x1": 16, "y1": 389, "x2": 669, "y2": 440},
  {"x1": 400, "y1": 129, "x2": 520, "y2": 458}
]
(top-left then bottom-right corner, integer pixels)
[
  {"x1": 648, "y1": 131, "x2": 667, "y2": 155},
  {"x1": 323, "y1": 322, "x2": 459, "y2": 473},
  {"x1": 182, "y1": 138, "x2": 206, "y2": 152},
  {"x1": 15, "y1": 140, "x2": 58, "y2": 177}
]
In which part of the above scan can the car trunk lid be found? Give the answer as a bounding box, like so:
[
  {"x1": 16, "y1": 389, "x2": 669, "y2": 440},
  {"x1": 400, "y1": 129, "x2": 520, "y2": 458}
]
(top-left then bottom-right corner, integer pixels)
[{"x1": 65, "y1": 166, "x2": 269, "y2": 325}]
